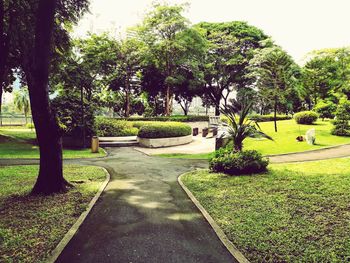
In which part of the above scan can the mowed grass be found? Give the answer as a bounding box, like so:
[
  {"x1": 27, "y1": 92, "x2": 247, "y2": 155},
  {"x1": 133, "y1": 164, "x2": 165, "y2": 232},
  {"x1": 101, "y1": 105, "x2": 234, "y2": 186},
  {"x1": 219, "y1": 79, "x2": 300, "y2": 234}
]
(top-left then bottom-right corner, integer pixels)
[
  {"x1": 157, "y1": 119, "x2": 350, "y2": 159},
  {"x1": 0, "y1": 126, "x2": 106, "y2": 159},
  {"x1": 182, "y1": 158, "x2": 350, "y2": 262},
  {"x1": 0, "y1": 165, "x2": 106, "y2": 263}
]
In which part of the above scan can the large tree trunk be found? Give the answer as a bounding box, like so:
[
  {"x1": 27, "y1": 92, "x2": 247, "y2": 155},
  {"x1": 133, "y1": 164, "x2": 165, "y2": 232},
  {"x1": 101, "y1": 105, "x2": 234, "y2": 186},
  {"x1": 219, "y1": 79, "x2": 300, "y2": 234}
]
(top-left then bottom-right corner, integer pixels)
[
  {"x1": 0, "y1": 87, "x2": 2, "y2": 126},
  {"x1": 215, "y1": 105, "x2": 220, "y2": 116},
  {"x1": 29, "y1": 0, "x2": 67, "y2": 195}
]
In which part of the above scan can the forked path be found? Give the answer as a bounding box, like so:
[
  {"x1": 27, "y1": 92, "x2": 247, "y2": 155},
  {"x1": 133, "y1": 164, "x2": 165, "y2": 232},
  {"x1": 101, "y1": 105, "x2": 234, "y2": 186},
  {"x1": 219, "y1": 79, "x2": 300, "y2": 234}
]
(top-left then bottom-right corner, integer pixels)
[{"x1": 56, "y1": 148, "x2": 236, "y2": 263}]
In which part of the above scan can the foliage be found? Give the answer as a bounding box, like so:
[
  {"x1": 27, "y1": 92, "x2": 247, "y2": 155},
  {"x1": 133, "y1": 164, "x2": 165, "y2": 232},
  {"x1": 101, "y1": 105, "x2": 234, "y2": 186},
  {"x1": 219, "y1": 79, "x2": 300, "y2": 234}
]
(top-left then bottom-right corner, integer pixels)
[
  {"x1": 138, "y1": 122, "x2": 192, "y2": 138},
  {"x1": 248, "y1": 44, "x2": 302, "y2": 131},
  {"x1": 195, "y1": 21, "x2": 269, "y2": 115},
  {"x1": 51, "y1": 93, "x2": 95, "y2": 137},
  {"x1": 313, "y1": 100, "x2": 336, "y2": 120},
  {"x1": 13, "y1": 87, "x2": 30, "y2": 123},
  {"x1": 220, "y1": 99, "x2": 273, "y2": 151},
  {"x1": 183, "y1": 158, "x2": 350, "y2": 262},
  {"x1": 331, "y1": 97, "x2": 350, "y2": 136},
  {"x1": 95, "y1": 118, "x2": 138, "y2": 137},
  {"x1": 111, "y1": 115, "x2": 209, "y2": 122},
  {"x1": 294, "y1": 111, "x2": 318, "y2": 124},
  {"x1": 209, "y1": 148, "x2": 269, "y2": 175}
]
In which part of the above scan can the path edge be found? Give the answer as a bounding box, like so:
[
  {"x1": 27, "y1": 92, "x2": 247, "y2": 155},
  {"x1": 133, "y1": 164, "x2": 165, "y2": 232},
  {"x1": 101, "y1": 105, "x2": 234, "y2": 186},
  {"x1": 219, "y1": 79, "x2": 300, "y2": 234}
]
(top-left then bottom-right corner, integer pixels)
[
  {"x1": 178, "y1": 171, "x2": 250, "y2": 263},
  {"x1": 45, "y1": 167, "x2": 111, "y2": 263}
]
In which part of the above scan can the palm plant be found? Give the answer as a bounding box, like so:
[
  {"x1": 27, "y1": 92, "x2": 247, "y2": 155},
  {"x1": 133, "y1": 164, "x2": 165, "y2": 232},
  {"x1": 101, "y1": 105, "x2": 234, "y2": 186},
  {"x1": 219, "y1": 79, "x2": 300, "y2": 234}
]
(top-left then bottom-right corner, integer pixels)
[
  {"x1": 14, "y1": 87, "x2": 30, "y2": 124},
  {"x1": 220, "y1": 99, "x2": 273, "y2": 152}
]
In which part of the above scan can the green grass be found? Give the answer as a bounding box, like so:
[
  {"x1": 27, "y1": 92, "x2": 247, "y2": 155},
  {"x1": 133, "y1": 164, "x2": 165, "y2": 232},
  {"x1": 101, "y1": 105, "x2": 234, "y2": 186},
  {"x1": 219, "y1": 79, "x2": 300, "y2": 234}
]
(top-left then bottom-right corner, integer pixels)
[
  {"x1": 157, "y1": 120, "x2": 350, "y2": 159},
  {"x1": 182, "y1": 158, "x2": 350, "y2": 262},
  {"x1": 0, "y1": 126, "x2": 106, "y2": 159},
  {"x1": 0, "y1": 165, "x2": 106, "y2": 263}
]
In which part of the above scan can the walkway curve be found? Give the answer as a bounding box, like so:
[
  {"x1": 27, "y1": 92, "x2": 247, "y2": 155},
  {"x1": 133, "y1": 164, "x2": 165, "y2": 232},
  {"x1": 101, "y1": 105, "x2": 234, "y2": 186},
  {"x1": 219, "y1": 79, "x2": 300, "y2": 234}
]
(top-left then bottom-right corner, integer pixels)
[{"x1": 57, "y1": 148, "x2": 235, "y2": 263}]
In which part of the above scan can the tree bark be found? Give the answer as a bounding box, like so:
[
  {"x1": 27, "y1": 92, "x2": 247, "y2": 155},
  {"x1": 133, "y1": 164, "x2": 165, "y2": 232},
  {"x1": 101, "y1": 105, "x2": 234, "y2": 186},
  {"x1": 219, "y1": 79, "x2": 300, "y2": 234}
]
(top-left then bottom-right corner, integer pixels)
[
  {"x1": 164, "y1": 85, "x2": 171, "y2": 116},
  {"x1": 125, "y1": 75, "x2": 130, "y2": 117},
  {"x1": 274, "y1": 97, "x2": 278, "y2": 133},
  {"x1": 215, "y1": 105, "x2": 220, "y2": 116},
  {"x1": 29, "y1": 0, "x2": 67, "y2": 195}
]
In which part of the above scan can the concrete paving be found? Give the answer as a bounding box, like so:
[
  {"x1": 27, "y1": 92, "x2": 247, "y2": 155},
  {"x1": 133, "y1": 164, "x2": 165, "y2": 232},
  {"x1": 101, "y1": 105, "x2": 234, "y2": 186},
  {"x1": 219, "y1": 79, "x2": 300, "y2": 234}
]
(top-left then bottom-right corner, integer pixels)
[{"x1": 55, "y1": 148, "x2": 236, "y2": 263}]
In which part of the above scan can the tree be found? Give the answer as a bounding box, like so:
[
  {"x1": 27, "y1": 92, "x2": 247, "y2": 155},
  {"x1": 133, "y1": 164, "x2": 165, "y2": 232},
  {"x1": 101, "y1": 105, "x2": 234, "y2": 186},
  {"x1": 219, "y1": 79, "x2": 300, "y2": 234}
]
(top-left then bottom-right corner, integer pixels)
[
  {"x1": 137, "y1": 3, "x2": 206, "y2": 115},
  {"x1": 8, "y1": 0, "x2": 89, "y2": 194},
  {"x1": 195, "y1": 21, "x2": 269, "y2": 115},
  {"x1": 220, "y1": 99, "x2": 273, "y2": 152},
  {"x1": 109, "y1": 37, "x2": 144, "y2": 117},
  {"x1": 248, "y1": 45, "x2": 301, "y2": 132},
  {"x1": 13, "y1": 87, "x2": 30, "y2": 123}
]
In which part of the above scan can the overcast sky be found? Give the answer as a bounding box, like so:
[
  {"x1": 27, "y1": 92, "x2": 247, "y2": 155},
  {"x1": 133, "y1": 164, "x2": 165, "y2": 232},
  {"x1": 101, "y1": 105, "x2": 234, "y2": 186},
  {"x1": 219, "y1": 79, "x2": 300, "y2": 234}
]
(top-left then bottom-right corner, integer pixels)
[{"x1": 74, "y1": 0, "x2": 350, "y2": 63}]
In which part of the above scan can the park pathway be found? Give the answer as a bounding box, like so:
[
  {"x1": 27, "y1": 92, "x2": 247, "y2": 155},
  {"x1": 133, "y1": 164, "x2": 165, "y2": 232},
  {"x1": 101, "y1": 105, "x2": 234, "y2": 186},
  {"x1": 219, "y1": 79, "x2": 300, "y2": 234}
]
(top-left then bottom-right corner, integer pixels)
[{"x1": 56, "y1": 148, "x2": 235, "y2": 263}]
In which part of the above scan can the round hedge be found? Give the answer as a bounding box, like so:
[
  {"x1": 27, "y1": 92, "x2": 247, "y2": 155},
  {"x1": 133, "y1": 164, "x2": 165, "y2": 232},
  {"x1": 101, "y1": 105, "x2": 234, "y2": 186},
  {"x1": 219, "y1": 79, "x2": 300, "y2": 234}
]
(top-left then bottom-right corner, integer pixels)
[
  {"x1": 294, "y1": 111, "x2": 318, "y2": 124},
  {"x1": 138, "y1": 122, "x2": 192, "y2": 138}
]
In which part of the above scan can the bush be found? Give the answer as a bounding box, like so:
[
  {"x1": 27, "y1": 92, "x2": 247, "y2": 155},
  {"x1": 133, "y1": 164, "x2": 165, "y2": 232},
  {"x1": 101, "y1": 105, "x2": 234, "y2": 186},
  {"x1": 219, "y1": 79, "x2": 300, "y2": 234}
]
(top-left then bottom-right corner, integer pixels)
[
  {"x1": 26, "y1": 123, "x2": 34, "y2": 129},
  {"x1": 314, "y1": 100, "x2": 336, "y2": 120},
  {"x1": 138, "y1": 122, "x2": 192, "y2": 138},
  {"x1": 209, "y1": 148, "x2": 269, "y2": 175},
  {"x1": 294, "y1": 111, "x2": 318, "y2": 124},
  {"x1": 249, "y1": 114, "x2": 292, "y2": 122},
  {"x1": 95, "y1": 118, "x2": 138, "y2": 137},
  {"x1": 110, "y1": 115, "x2": 209, "y2": 122},
  {"x1": 331, "y1": 98, "x2": 350, "y2": 136}
]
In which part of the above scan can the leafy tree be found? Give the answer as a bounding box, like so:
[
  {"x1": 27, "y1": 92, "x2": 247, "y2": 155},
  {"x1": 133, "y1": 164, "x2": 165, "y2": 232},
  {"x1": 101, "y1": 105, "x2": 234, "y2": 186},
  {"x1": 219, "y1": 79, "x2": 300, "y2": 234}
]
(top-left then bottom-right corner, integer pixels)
[
  {"x1": 137, "y1": 3, "x2": 206, "y2": 115},
  {"x1": 314, "y1": 99, "x2": 336, "y2": 120},
  {"x1": 195, "y1": 21, "x2": 269, "y2": 115},
  {"x1": 13, "y1": 87, "x2": 30, "y2": 123},
  {"x1": 248, "y1": 45, "x2": 301, "y2": 132},
  {"x1": 8, "y1": 0, "x2": 89, "y2": 194},
  {"x1": 109, "y1": 37, "x2": 144, "y2": 117},
  {"x1": 220, "y1": 99, "x2": 273, "y2": 152}
]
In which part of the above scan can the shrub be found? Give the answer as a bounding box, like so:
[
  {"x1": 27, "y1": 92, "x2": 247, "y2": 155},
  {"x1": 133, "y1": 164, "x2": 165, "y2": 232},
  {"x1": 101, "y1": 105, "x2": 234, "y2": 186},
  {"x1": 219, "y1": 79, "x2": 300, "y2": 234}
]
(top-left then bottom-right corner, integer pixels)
[
  {"x1": 26, "y1": 123, "x2": 34, "y2": 129},
  {"x1": 294, "y1": 111, "x2": 318, "y2": 124},
  {"x1": 314, "y1": 100, "x2": 336, "y2": 120},
  {"x1": 249, "y1": 114, "x2": 292, "y2": 122},
  {"x1": 138, "y1": 122, "x2": 192, "y2": 138},
  {"x1": 331, "y1": 98, "x2": 350, "y2": 136},
  {"x1": 110, "y1": 115, "x2": 209, "y2": 122},
  {"x1": 209, "y1": 148, "x2": 269, "y2": 175},
  {"x1": 95, "y1": 118, "x2": 138, "y2": 137}
]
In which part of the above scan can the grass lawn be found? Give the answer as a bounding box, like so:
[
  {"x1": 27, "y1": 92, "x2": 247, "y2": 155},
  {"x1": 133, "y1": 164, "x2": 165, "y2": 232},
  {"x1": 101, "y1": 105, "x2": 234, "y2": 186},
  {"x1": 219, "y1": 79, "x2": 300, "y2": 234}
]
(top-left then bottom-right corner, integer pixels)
[
  {"x1": 0, "y1": 165, "x2": 106, "y2": 263},
  {"x1": 158, "y1": 119, "x2": 350, "y2": 159},
  {"x1": 182, "y1": 158, "x2": 350, "y2": 262},
  {"x1": 0, "y1": 126, "x2": 106, "y2": 159}
]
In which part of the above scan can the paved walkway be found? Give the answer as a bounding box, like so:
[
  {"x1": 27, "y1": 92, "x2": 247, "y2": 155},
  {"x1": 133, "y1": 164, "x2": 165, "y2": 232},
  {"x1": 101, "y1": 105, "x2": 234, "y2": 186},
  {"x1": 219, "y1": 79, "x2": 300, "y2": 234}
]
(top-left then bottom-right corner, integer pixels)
[{"x1": 55, "y1": 148, "x2": 235, "y2": 263}]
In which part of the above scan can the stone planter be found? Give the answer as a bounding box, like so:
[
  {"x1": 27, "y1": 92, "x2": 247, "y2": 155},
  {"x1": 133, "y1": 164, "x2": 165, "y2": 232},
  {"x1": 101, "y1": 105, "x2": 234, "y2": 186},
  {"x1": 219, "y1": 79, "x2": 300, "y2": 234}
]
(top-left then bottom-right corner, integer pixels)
[{"x1": 137, "y1": 135, "x2": 193, "y2": 148}]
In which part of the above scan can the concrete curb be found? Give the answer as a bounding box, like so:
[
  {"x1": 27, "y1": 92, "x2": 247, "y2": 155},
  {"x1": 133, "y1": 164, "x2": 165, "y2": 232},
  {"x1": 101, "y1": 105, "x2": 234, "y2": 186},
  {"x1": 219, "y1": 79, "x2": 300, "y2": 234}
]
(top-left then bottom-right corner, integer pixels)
[
  {"x1": 45, "y1": 167, "x2": 111, "y2": 263},
  {"x1": 178, "y1": 172, "x2": 250, "y2": 263}
]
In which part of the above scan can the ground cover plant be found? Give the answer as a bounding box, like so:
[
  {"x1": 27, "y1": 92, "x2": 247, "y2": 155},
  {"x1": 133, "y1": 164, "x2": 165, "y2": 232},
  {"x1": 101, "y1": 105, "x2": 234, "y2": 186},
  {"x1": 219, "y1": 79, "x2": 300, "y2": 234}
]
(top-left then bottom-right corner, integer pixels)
[
  {"x1": 182, "y1": 158, "x2": 350, "y2": 262},
  {"x1": 157, "y1": 119, "x2": 350, "y2": 159},
  {"x1": 0, "y1": 127, "x2": 105, "y2": 159},
  {"x1": 0, "y1": 165, "x2": 106, "y2": 262}
]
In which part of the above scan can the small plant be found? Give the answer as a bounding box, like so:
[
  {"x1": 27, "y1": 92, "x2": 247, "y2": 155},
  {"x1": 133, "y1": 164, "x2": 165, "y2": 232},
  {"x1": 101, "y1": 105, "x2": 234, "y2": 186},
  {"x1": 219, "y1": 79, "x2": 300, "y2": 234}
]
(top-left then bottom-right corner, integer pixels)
[
  {"x1": 26, "y1": 123, "x2": 35, "y2": 129},
  {"x1": 209, "y1": 148, "x2": 269, "y2": 175},
  {"x1": 294, "y1": 111, "x2": 318, "y2": 124}
]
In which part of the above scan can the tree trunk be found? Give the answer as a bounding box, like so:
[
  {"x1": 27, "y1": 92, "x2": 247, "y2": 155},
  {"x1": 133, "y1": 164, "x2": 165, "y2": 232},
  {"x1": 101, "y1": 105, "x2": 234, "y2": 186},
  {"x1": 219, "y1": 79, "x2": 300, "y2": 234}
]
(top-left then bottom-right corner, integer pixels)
[
  {"x1": 215, "y1": 105, "x2": 220, "y2": 116},
  {"x1": 29, "y1": 0, "x2": 67, "y2": 195},
  {"x1": 164, "y1": 85, "x2": 171, "y2": 116},
  {"x1": 233, "y1": 140, "x2": 242, "y2": 152},
  {"x1": 0, "y1": 87, "x2": 2, "y2": 126},
  {"x1": 274, "y1": 97, "x2": 278, "y2": 133}
]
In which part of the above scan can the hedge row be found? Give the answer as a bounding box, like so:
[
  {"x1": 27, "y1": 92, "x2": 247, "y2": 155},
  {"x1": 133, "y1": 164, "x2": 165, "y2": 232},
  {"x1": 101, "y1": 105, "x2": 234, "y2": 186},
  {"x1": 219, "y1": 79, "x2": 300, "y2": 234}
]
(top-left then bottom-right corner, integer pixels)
[
  {"x1": 249, "y1": 114, "x2": 292, "y2": 122},
  {"x1": 110, "y1": 115, "x2": 209, "y2": 122},
  {"x1": 95, "y1": 118, "x2": 138, "y2": 137},
  {"x1": 138, "y1": 122, "x2": 192, "y2": 138}
]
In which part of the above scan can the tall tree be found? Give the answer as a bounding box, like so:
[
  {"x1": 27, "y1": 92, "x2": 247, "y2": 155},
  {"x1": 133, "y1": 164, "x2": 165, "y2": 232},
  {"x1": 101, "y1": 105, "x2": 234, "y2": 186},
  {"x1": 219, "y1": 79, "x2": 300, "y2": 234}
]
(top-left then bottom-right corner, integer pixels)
[
  {"x1": 195, "y1": 21, "x2": 269, "y2": 115},
  {"x1": 137, "y1": 3, "x2": 205, "y2": 115},
  {"x1": 248, "y1": 45, "x2": 301, "y2": 132}
]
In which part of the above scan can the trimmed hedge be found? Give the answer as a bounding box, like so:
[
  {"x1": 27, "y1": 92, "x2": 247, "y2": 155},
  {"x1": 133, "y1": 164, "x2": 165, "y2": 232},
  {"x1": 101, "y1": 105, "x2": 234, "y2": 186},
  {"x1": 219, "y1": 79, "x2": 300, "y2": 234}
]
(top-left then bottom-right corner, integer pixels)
[
  {"x1": 294, "y1": 111, "x2": 318, "y2": 124},
  {"x1": 138, "y1": 122, "x2": 192, "y2": 138},
  {"x1": 110, "y1": 115, "x2": 209, "y2": 122},
  {"x1": 209, "y1": 148, "x2": 269, "y2": 175},
  {"x1": 95, "y1": 118, "x2": 138, "y2": 137}
]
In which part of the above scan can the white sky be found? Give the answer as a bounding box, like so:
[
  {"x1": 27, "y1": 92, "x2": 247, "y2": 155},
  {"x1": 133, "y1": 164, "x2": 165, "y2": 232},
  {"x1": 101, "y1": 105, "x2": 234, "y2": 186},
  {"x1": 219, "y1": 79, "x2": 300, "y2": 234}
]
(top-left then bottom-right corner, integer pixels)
[{"x1": 74, "y1": 0, "x2": 350, "y2": 64}]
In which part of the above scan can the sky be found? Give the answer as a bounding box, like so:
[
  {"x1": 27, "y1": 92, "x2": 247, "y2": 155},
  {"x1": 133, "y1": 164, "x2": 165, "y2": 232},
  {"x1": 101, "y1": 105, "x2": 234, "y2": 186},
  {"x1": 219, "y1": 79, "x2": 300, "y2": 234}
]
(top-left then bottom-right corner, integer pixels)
[{"x1": 75, "y1": 0, "x2": 350, "y2": 64}]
